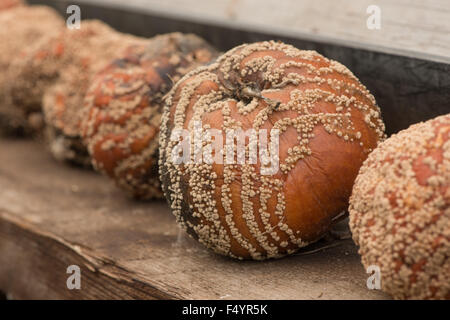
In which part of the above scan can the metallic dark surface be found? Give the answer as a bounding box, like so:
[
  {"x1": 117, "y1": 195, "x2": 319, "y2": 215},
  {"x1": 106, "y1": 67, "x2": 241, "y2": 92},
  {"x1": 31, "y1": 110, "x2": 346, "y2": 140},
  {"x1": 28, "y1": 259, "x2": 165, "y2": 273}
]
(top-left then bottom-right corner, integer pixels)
[{"x1": 29, "y1": 0, "x2": 450, "y2": 135}]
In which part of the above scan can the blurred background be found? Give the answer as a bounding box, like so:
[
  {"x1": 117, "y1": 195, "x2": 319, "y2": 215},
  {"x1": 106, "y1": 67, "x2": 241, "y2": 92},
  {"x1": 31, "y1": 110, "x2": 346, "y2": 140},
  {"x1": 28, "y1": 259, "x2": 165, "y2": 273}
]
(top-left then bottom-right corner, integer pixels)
[
  {"x1": 28, "y1": 0, "x2": 450, "y2": 134},
  {"x1": 29, "y1": 0, "x2": 450, "y2": 61}
]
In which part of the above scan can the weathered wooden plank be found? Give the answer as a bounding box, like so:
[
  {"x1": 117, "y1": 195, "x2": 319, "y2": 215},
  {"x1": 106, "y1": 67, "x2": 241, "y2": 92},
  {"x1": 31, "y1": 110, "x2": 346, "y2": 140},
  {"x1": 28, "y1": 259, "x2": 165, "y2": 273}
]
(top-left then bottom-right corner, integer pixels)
[
  {"x1": 42, "y1": 0, "x2": 450, "y2": 62},
  {"x1": 0, "y1": 139, "x2": 389, "y2": 299}
]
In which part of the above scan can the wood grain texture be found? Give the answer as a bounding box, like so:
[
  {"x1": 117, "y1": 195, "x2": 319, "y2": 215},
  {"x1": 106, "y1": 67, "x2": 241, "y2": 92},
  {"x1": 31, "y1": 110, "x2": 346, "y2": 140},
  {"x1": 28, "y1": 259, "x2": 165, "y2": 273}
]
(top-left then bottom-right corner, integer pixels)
[
  {"x1": 0, "y1": 139, "x2": 390, "y2": 299},
  {"x1": 68, "y1": 0, "x2": 450, "y2": 62}
]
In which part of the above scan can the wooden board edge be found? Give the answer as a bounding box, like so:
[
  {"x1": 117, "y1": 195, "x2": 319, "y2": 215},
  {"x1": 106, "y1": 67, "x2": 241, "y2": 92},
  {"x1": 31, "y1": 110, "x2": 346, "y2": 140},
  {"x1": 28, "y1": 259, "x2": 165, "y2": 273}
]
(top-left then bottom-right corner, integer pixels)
[{"x1": 0, "y1": 209, "x2": 180, "y2": 300}]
